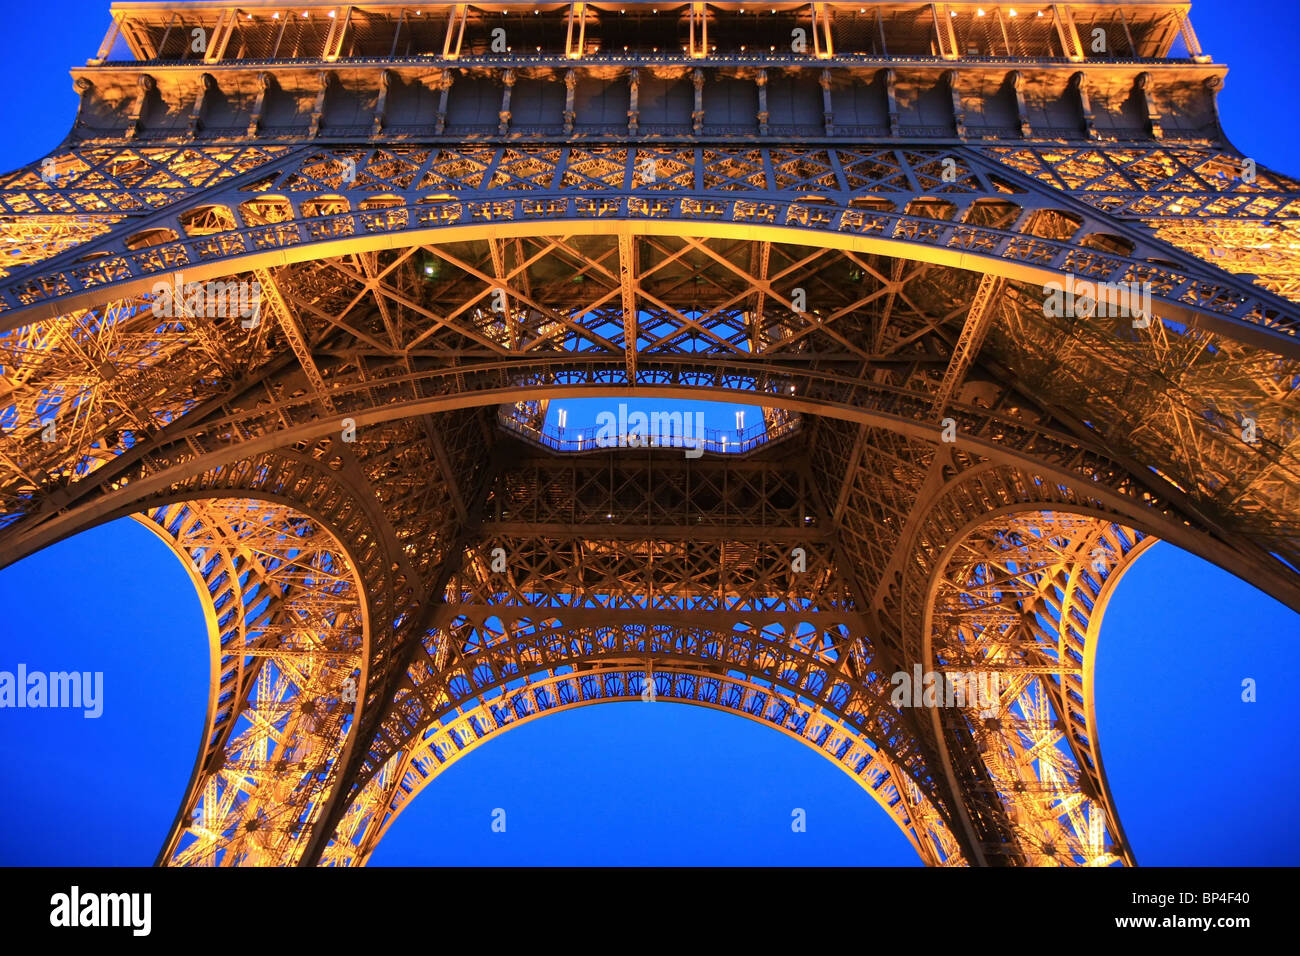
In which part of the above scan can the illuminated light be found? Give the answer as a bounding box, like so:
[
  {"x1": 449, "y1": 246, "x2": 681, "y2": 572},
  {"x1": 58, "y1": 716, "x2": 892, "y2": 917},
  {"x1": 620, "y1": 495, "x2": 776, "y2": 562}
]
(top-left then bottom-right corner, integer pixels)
[
  {"x1": 977, "y1": 8, "x2": 986, "y2": 15},
  {"x1": 1008, "y1": 8, "x2": 1018, "y2": 16},
  {"x1": 328, "y1": 10, "x2": 336, "y2": 17}
]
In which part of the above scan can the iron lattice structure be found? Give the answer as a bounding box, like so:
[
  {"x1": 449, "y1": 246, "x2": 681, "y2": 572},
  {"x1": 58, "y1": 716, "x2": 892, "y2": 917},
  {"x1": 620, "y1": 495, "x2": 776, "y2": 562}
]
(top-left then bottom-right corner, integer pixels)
[{"x1": 1, "y1": 0, "x2": 1297, "y2": 867}]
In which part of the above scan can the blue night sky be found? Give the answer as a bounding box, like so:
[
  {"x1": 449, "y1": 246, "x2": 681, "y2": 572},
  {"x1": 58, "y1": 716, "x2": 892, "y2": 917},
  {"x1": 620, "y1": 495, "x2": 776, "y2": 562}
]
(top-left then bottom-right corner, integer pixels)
[{"x1": 0, "y1": 1, "x2": 1297, "y2": 866}]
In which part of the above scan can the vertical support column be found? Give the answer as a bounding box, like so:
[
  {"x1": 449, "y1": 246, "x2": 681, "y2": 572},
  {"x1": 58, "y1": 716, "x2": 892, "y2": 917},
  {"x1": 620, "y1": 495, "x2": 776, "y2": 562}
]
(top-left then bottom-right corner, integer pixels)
[
  {"x1": 373, "y1": 69, "x2": 393, "y2": 136},
  {"x1": 1070, "y1": 71, "x2": 1098, "y2": 140},
  {"x1": 883, "y1": 68, "x2": 900, "y2": 138},
  {"x1": 692, "y1": 68, "x2": 705, "y2": 135},
  {"x1": 1136, "y1": 72, "x2": 1164, "y2": 139},
  {"x1": 628, "y1": 68, "x2": 640, "y2": 136},
  {"x1": 563, "y1": 68, "x2": 577, "y2": 135},
  {"x1": 618, "y1": 234, "x2": 638, "y2": 384},
  {"x1": 756, "y1": 69, "x2": 769, "y2": 136},
  {"x1": 248, "y1": 71, "x2": 273, "y2": 137},
  {"x1": 435, "y1": 70, "x2": 453, "y2": 135},
  {"x1": 820, "y1": 69, "x2": 834, "y2": 136},
  {"x1": 443, "y1": 3, "x2": 468, "y2": 60},
  {"x1": 126, "y1": 74, "x2": 154, "y2": 141},
  {"x1": 309, "y1": 70, "x2": 330, "y2": 138},
  {"x1": 72, "y1": 77, "x2": 95, "y2": 128},
  {"x1": 945, "y1": 70, "x2": 966, "y2": 139},
  {"x1": 498, "y1": 69, "x2": 515, "y2": 136},
  {"x1": 1008, "y1": 70, "x2": 1031, "y2": 138},
  {"x1": 189, "y1": 72, "x2": 216, "y2": 137}
]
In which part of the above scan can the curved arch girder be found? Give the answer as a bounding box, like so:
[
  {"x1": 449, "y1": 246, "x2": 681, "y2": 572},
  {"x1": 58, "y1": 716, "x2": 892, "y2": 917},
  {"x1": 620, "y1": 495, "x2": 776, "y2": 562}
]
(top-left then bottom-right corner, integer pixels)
[
  {"x1": 920, "y1": 508, "x2": 1151, "y2": 867},
  {"x1": 136, "y1": 496, "x2": 369, "y2": 866},
  {"x1": 321, "y1": 664, "x2": 964, "y2": 868},
  {"x1": 4, "y1": 144, "x2": 1297, "y2": 353},
  {"x1": 6, "y1": 362, "x2": 1280, "y2": 596}
]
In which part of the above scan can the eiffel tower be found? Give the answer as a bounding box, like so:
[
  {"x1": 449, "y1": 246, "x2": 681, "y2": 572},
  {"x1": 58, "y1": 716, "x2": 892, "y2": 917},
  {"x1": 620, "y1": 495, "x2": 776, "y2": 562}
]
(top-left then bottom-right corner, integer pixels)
[{"x1": 0, "y1": 0, "x2": 1296, "y2": 867}]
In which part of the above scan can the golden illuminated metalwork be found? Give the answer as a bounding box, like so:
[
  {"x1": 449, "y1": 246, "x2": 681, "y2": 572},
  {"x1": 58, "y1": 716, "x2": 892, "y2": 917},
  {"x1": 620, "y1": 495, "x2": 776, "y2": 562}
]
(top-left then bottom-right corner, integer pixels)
[{"x1": 1, "y1": 1, "x2": 1296, "y2": 866}]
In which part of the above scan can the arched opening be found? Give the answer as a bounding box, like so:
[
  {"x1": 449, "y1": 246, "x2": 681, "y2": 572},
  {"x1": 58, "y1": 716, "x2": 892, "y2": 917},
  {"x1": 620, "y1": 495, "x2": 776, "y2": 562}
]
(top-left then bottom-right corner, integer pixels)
[
  {"x1": 1081, "y1": 232, "x2": 1136, "y2": 257},
  {"x1": 124, "y1": 226, "x2": 179, "y2": 250},
  {"x1": 1096, "y1": 541, "x2": 1300, "y2": 865},
  {"x1": 367, "y1": 704, "x2": 926, "y2": 866},
  {"x1": 239, "y1": 195, "x2": 294, "y2": 226},
  {"x1": 321, "y1": 642, "x2": 961, "y2": 867},
  {"x1": 0, "y1": 517, "x2": 206, "y2": 864},
  {"x1": 1023, "y1": 208, "x2": 1083, "y2": 241},
  {"x1": 963, "y1": 198, "x2": 1022, "y2": 230},
  {"x1": 905, "y1": 197, "x2": 958, "y2": 221},
  {"x1": 179, "y1": 204, "x2": 237, "y2": 236}
]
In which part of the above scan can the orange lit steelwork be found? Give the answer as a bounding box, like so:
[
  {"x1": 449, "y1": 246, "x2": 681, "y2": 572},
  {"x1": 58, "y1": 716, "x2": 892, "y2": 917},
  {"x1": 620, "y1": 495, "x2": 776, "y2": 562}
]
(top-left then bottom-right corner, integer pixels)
[{"x1": 0, "y1": 1, "x2": 1296, "y2": 866}]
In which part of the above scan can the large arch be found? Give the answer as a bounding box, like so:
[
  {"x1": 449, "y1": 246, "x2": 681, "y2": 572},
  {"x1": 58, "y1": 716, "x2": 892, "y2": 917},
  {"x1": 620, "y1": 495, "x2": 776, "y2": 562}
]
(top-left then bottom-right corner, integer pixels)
[
  {"x1": 5, "y1": 207, "x2": 1296, "y2": 356},
  {"x1": 3, "y1": 140, "x2": 1296, "y2": 355},
  {"x1": 5, "y1": 377, "x2": 1292, "y2": 622},
  {"x1": 317, "y1": 624, "x2": 965, "y2": 867}
]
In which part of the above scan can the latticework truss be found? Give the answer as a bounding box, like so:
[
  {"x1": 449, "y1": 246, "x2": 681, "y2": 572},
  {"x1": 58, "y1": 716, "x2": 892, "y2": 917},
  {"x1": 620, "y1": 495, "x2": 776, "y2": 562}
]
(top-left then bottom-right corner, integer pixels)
[{"x1": 1, "y1": 0, "x2": 1297, "y2": 867}]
